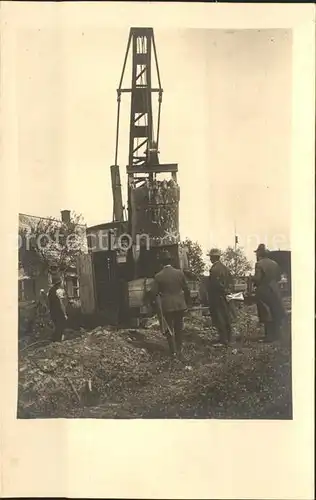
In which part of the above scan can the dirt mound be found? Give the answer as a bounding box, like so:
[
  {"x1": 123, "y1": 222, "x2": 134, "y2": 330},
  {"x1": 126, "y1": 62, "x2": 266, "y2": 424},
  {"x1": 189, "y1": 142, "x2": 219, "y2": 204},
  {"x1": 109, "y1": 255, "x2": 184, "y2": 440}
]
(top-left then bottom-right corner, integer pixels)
[
  {"x1": 18, "y1": 306, "x2": 292, "y2": 419},
  {"x1": 18, "y1": 326, "x2": 166, "y2": 418}
]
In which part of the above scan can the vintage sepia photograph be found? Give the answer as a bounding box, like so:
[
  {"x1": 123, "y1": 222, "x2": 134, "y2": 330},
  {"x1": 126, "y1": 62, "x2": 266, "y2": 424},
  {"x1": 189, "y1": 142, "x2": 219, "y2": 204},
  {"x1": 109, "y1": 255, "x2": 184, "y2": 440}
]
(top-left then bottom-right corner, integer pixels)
[{"x1": 17, "y1": 26, "x2": 293, "y2": 420}]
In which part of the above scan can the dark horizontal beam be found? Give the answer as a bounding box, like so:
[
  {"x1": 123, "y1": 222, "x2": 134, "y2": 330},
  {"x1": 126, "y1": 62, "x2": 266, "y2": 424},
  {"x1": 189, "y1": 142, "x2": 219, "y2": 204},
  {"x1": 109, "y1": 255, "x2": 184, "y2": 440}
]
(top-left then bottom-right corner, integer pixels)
[
  {"x1": 119, "y1": 88, "x2": 163, "y2": 93},
  {"x1": 130, "y1": 27, "x2": 154, "y2": 36},
  {"x1": 126, "y1": 163, "x2": 178, "y2": 174}
]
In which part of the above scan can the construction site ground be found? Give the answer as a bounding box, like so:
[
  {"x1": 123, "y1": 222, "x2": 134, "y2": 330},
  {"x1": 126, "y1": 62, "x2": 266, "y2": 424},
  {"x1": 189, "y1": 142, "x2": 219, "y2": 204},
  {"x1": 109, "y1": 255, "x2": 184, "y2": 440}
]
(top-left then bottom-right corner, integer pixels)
[{"x1": 18, "y1": 302, "x2": 292, "y2": 419}]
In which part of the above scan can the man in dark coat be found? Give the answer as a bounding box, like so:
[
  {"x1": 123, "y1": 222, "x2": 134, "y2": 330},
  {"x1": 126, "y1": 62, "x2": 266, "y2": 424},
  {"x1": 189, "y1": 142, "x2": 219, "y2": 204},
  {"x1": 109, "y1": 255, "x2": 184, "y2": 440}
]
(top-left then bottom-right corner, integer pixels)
[
  {"x1": 47, "y1": 274, "x2": 68, "y2": 342},
  {"x1": 35, "y1": 289, "x2": 49, "y2": 328},
  {"x1": 253, "y1": 244, "x2": 285, "y2": 342},
  {"x1": 208, "y1": 248, "x2": 233, "y2": 346},
  {"x1": 150, "y1": 251, "x2": 190, "y2": 357}
]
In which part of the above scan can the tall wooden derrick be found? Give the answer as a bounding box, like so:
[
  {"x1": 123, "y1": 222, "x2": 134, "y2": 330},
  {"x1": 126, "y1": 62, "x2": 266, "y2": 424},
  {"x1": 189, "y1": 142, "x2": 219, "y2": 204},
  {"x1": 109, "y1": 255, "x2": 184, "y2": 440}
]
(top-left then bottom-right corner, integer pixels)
[{"x1": 112, "y1": 27, "x2": 180, "y2": 279}]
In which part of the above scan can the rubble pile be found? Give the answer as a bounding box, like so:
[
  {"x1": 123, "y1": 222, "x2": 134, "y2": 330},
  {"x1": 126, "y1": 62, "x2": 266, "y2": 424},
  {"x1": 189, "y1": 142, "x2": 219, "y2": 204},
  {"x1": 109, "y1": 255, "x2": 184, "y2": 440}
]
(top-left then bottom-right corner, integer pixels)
[
  {"x1": 18, "y1": 327, "x2": 162, "y2": 418},
  {"x1": 18, "y1": 306, "x2": 292, "y2": 419}
]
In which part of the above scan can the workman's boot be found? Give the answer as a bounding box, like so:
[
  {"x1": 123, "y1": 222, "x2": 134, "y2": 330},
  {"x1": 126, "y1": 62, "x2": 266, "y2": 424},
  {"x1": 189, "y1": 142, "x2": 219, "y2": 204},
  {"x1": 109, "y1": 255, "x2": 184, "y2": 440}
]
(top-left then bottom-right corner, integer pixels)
[
  {"x1": 52, "y1": 325, "x2": 63, "y2": 342},
  {"x1": 175, "y1": 345, "x2": 182, "y2": 360},
  {"x1": 175, "y1": 331, "x2": 181, "y2": 350},
  {"x1": 274, "y1": 321, "x2": 283, "y2": 341},
  {"x1": 225, "y1": 324, "x2": 232, "y2": 345},
  {"x1": 213, "y1": 328, "x2": 229, "y2": 347},
  {"x1": 165, "y1": 332, "x2": 176, "y2": 358},
  {"x1": 175, "y1": 333, "x2": 185, "y2": 361},
  {"x1": 262, "y1": 323, "x2": 275, "y2": 343}
]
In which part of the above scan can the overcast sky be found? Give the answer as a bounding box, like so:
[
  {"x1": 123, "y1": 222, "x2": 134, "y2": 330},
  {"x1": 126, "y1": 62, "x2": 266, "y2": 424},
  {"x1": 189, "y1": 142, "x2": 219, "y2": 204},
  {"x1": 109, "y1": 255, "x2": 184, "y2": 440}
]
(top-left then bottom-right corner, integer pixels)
[{"x1": 17, "y1": 27, "x2": 292, "y2": 263}]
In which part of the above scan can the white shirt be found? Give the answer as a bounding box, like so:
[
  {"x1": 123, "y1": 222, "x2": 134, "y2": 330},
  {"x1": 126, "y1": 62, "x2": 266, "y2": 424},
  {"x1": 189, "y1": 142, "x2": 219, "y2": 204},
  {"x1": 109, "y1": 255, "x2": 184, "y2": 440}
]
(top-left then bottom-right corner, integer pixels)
[{"x1": 56, "y1": 288, "x2": 66, "y2": 300}]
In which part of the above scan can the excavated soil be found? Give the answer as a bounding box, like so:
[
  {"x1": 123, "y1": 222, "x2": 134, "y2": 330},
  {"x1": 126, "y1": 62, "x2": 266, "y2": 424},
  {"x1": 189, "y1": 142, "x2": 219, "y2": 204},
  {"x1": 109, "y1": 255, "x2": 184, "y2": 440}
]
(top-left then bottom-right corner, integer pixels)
[{"x1": 18, "y1": 305, "x2": 292, "y2": 419}]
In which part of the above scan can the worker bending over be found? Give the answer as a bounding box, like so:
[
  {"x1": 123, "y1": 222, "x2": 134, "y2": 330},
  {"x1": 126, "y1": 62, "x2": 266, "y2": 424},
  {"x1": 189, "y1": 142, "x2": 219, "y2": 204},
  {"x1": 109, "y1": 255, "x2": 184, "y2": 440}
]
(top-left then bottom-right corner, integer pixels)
[
  {"x1": 253, "y1": 244, "x2": 285, "y2": 342},
  {"x1": 208, "y1": 248, "x2": 233, "y2": 347},
  {"x1": 150, "y1": 251, "x2": 190, "y2": 358}
]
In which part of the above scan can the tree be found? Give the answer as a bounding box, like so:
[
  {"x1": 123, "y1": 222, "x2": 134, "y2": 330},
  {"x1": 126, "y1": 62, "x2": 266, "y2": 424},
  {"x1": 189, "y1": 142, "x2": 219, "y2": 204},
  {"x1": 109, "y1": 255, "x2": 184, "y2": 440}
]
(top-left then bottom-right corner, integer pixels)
[
  {"x1": 180, "y1": 238, "x2": 206, "y2": 278},
  {"x1": 18, "y1": 212, "x2": 86, "y2": 279},
  {"x1": 219, "y1": 246, "x2": 253, "y2": 278}
]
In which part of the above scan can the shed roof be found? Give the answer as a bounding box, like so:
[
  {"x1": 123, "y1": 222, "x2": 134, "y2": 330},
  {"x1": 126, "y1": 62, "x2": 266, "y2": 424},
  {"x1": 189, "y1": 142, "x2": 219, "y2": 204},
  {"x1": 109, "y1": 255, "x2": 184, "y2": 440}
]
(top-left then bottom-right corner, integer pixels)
[
  {"x1": 19, "y1": 212, "x2": 86, "y2": 230},
  {"x1": 19, "y1": 212, "x2": 88, "y2": 254}
]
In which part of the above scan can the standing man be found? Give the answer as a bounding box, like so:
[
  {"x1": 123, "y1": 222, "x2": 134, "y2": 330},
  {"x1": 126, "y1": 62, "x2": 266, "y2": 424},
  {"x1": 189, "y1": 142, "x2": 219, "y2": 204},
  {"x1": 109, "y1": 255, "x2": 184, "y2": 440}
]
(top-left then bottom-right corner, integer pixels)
[
  {"x1": 150, "y1": 251, "x2": 190, "y2": 358},
  {"x1": 253, "y1": 244, "x2": 285, "y2": 342},
  {"x1": 208, "y1": 248, "x2": 233, "y2": 347},
  {"x1": 47, "y1": 274, "x2": 68, "y2": 342}
]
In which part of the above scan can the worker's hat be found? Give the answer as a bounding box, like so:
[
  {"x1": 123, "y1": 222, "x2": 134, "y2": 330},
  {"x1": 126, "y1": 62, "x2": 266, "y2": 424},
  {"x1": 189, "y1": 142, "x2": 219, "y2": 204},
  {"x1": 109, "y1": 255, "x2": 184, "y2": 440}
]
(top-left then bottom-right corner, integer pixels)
[
  {"x1": 209, "y1": 248, "x2": 221, "y2": 257},
  {"x1": 160, "y1": 250, "x2": 172, "y2": 264},
  {"x1": 254, "y1": 243, "x2": 268, "y2": 254}
]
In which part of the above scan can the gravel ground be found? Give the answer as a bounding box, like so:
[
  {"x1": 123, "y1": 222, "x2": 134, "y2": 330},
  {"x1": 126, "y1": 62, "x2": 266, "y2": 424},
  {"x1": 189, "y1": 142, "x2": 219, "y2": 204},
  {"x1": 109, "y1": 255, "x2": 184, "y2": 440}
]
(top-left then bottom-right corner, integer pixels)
[{"x1": 17, "y1": 305, "x2": 292, "y2": 419}]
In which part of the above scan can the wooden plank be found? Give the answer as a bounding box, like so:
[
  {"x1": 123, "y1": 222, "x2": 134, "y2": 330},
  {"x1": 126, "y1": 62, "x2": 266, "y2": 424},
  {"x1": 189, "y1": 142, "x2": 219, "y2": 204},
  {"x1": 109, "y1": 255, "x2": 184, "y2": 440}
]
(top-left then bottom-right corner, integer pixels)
[
  {"x1": 110, "y1": 165, "x2": 124, "y2": 222},
  {"x1": 78, "y1": 254, "x2": 96, "y2": 314}
]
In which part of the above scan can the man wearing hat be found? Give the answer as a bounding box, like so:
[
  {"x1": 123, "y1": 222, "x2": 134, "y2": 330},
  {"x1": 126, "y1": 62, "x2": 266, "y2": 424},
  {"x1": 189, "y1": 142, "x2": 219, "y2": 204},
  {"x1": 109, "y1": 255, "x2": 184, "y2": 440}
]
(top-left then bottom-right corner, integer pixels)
[
  {"x1": 253, "y1": 243, "x2": 285, "y2": 342},
  {"x1": 47, "y1": 274, "x2": 68, "y2": 342},
  {"x1": 150, "y1": 250, "x2": 190, "y2": 358},
  {"x1": 208, "y1": 248, "x2": 233, "y2": 346}
]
